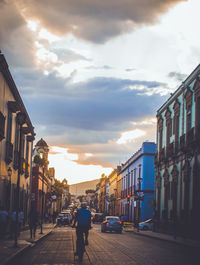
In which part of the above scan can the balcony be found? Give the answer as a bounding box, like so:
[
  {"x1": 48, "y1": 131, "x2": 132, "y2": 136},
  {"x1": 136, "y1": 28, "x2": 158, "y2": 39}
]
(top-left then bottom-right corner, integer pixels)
[
  {"x1": 180, "y1": 134, "x2": 185, "y2": 151},
  {"x1": 5, "y1": 141, "x2": 13, "y2": 164}
]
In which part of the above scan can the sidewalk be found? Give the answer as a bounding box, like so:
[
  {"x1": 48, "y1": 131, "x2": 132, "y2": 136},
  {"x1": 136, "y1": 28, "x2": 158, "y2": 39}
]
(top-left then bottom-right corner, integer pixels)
[
  {"x1": 0, "y1": 223, "x2": 56, "y2": 265},
  {"x1": 131, "y1": 228, "x2": 200, "y2": 248}
]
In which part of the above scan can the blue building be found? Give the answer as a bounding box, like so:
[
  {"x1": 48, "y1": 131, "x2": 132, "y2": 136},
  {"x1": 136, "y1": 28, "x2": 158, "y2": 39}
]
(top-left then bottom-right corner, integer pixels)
[{"x1": 120, "y1": 142, "x2": 156, "y2": 223}]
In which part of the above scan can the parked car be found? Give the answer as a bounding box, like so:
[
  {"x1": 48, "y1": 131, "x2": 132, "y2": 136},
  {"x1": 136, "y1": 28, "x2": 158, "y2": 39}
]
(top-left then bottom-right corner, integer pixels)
[
  {"x1": 101, "y1": 216, "x2": 123, "y2": 233},
  {"x1": 92, "y1": 213, "x2": 104, "y2": 223},
  {"x1": 139, "y1": 219, "x2": 153, "y2": 230},
  {"x1": 57, "y1": 213, "x2": 72, "y2": 226}
]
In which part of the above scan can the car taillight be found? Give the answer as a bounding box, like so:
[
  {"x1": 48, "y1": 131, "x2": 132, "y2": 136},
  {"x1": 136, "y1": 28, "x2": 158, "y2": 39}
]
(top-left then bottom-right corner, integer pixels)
[
  {"x1": 106, "y1": 222, "x2": 110, "y2": 226},
  {"x1": 119, "y1": 221, "x2": 122, "y2": 225}
]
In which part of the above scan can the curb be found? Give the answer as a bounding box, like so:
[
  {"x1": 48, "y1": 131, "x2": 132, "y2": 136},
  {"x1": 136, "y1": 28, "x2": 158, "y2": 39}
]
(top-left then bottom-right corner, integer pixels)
[
  {"x1": 131, "y1": 230, "x2": 200, "y2": 248},
  {"x1": 1, "y1": 229, "x2": 54, "y2": 265}
]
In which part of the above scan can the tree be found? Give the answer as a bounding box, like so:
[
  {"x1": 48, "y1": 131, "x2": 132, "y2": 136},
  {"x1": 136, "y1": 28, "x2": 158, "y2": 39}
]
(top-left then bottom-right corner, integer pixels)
[
  {"x1": 54, "y1": 179, "x2": 63, "y2": 199},
  {"x1": 85, "y1": 189, "x2": 96, "y2": 194}
]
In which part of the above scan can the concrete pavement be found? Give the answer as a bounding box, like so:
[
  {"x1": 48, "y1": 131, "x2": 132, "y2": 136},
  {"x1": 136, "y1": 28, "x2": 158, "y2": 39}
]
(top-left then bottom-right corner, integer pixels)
[
  {"x1": 130, "y1": 228, "x2": 200, "y2": 248},
  {"x1": 0, "y1": 223, "x2": 56, "y2": 265}
]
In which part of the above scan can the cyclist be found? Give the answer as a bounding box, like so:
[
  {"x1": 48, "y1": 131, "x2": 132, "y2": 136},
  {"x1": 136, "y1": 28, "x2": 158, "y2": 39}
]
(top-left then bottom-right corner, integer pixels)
[{"x1": 72, "y1": 202, "x2": 92, "y2": 256}]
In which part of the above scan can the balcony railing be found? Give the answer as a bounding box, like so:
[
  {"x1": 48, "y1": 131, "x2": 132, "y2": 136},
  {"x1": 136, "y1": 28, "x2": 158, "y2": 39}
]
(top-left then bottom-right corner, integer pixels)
[{"x1": 5, "y1": 141, "x2": 13, "y2": 164}]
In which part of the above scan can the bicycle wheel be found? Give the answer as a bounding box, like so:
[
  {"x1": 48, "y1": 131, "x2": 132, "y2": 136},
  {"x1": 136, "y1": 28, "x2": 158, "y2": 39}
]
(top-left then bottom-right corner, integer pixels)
[{"x1": 76, "y1": 229, "x2": 85, "y2": 263}]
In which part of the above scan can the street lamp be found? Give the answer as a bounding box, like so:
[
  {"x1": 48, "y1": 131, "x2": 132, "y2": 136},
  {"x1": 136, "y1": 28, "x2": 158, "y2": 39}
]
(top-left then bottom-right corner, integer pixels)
[
  {"x1": 14, "y1": 112, "x2": 26, "y2": 247},
  {"x1": 39, "y1": 152, "x2": 45, "y2": 234},
  {"x1": 7, "y1": 167, "x2": 12, "y2": 211},
  {"x1": 114, "y1": 188, "x2": 117, "y2": 216},
  {"x1": 136, "y1": 165, "x2": 143, "y2": 232}
]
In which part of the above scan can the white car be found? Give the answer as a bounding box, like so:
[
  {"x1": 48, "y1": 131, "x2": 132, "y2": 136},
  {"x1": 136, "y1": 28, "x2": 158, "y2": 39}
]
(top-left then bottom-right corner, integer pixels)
[{"x1": 139, "y1": 219, "x2": 153, "y2": 230}]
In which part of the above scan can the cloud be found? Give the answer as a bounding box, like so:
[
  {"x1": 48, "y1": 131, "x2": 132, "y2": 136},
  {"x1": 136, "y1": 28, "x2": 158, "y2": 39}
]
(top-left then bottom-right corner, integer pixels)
[
  {"x1": 51, "y1": 48, "x2": 90, "y2": 63},
  {"x1": 17, "y1": 73, "x2": 168, "y2": 134},
  {"x1": 17, "y1": 71, "x2": 167, "y2": 168},
  {"x1": 168, "y1": 71, "x2": 187, "y2": 82},
  {"x1": 125, "y1": 68, "x2": 136, "y2": 72},
  {"x1": 117, "y1": 129, "x2": 146, "y2": 144},
  {"x1": 86, "y1": 65, "x2": 113, "y2": 70},
  {"x1": 0, "y1": 0, "x2": 186, "y2": 48}
]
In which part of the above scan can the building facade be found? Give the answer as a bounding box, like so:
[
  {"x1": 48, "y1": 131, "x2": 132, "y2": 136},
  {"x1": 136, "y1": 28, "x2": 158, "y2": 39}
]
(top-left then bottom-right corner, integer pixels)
[
  {"x1": 0, "y1": 53, "x2": 35, "y2": 223},
  {"x1": 155, "y1": 65, "x2": 200, "y2": 238},
  {"x1": 120, "y1": 142, "x2": 156, "y2": 223},
  {"x1": 31, "y1": 139, "x2": 54, "y2": 218},
  {"x1": 99, "y1": 176, "x2": 107, "y2": 213},
  {"x1": 107, "y1": 169, "x2": 117, "y2": 215},
  {"x1": 116, "y1": 166, "x2": 121, "y2": 216}
]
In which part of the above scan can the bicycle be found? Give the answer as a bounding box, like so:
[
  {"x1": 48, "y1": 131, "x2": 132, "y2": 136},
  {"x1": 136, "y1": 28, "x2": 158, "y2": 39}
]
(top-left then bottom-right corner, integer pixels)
[
  {"x1": 72, "y1": 225, "x2": 86, "y2": 263},
  {"x1": 76, "y1": 227, "x2": 85, "y2": 263}
]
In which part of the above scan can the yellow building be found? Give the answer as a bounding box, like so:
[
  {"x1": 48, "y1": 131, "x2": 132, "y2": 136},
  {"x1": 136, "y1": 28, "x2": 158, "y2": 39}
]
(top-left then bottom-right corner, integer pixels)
[
  {"x1": 0, "y1": 53, "x2": 35, "y2": 222},
  {"x1": 108, "y1": 169, "x2": 118, "y2": 216}
]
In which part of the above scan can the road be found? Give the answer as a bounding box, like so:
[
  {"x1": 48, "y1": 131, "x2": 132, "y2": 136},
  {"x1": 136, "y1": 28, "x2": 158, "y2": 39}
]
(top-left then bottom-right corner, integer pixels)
[{"x1": 10, "y1": 224, "x2": 199, "y2": 265}]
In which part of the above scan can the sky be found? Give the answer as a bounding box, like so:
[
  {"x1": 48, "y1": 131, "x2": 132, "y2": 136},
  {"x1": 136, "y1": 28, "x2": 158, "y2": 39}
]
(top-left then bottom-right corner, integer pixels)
[{"x1": 0, "y1": 0, "x2": 200, "y2": 184}]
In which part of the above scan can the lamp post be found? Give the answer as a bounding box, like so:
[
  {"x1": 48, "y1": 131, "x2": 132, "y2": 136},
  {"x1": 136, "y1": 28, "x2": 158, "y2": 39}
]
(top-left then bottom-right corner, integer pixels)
[
  {"x1": 114, "y1": 188, "x2": 117, "y2": 216},
  {"x1": 136, "y1": 175, "x2": 143, "y2": 232},
  {"x1": 39, "y1": 152, "x2": 45, "y2": 234},
  {"x1": 7, "y1": 167, "x2": 12, "y2": 211},
  {"x1": 14, "y1": 112, "x2": 26, "y2": 247}
]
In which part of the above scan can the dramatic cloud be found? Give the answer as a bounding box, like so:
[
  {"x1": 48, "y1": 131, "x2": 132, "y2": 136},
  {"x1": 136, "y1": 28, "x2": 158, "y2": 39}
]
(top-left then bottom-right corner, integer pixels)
[{"x1": 18, "y1": 0, "x2": 187, "y2": 43}]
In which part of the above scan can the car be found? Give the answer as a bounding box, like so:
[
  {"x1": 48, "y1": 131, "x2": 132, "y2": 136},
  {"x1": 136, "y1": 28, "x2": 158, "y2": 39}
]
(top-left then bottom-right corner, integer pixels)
[
  {"x1": 139, "y1": 219, "x2": 153, "y2": 230},
  {"x1": 57, "y1": 213, "x2": 65, "y2": 225},
  {"x1": 101, "y1": 216, "x2": 123, "y2": 233},
  {"x1": 57, "y1": 212, "x2": 72, "y2": 225},
  {"x1": 92, "y1": 213, "x2": 104, "y2": 223}
]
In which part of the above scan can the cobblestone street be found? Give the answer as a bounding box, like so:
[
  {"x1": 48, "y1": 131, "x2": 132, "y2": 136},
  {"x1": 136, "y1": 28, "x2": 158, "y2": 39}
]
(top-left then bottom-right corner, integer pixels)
[{"x1": 8, "y1": 225, "x2": 199, "y2": 265}]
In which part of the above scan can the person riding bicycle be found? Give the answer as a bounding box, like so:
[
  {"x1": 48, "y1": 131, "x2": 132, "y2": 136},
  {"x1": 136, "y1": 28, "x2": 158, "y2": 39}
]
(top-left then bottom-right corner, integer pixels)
[{"x1": 72, "y1": 202, "x2": 91, "y2": 256}]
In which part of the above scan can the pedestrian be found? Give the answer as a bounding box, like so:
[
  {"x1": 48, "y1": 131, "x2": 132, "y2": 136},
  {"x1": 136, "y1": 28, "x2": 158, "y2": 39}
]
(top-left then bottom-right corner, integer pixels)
[
  {"x1": 29, "y1": 210, "x2": 38, "y2": 239},
  {"x1": 52, "y1": 211, "x2": 57, "y2": 224},
  {"x1": 0, "y1": 205, "x2": 8, "y2": 239},
  {"x1": 10, "y1": 211, "x2": 17, "y2": 238},
  {"x1": 19, "y1": 210, "x2": 24, "y2": 232}
]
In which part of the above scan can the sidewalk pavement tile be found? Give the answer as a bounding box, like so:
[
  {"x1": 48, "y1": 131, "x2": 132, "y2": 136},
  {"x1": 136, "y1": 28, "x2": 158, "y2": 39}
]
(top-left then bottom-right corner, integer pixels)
[{"x1": 0, "y1": 223, "x2": 56, "y2": 265}]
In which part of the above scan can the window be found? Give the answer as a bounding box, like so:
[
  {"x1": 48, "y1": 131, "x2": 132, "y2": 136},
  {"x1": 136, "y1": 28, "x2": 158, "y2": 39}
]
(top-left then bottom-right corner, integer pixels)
[
  {"x1": 186, "y1": 106, "x2": 192, "y2": 132},
  {"x1": 174, "y1": 114, "x2": 180, "y2": 141},
  {"x1": 0, "y1": 111, "x2": 5, "y2": 141},
  {"x1": 6, "y1": 109, "x2": 12, "y2": 142},
  {"x1": 196, "y1": 96, "x2": 200, "y2": 126}
]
